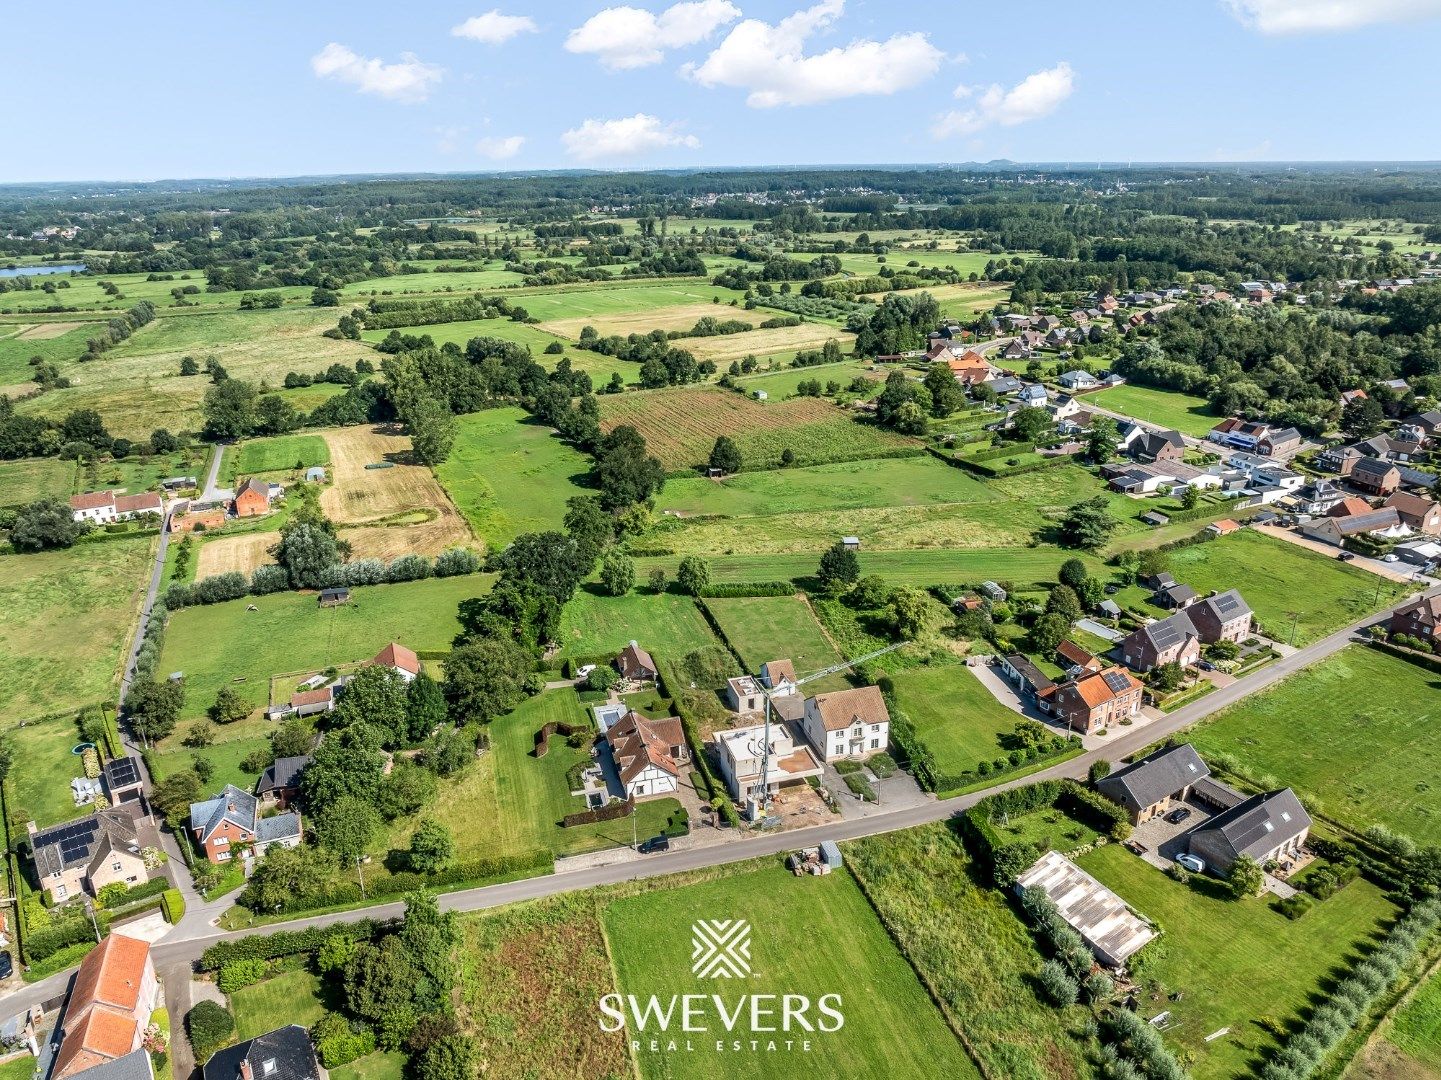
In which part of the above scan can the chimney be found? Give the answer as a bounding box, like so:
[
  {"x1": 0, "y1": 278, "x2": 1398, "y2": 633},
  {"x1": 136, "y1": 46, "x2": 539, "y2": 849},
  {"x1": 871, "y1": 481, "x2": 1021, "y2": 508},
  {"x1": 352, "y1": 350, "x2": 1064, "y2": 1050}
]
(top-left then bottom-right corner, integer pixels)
[
  {"x1": 239, "y1": 1062, "x2": 252, "y2": 1080},
  {"x1": 26, "y1": 821, "x2": 37, "y2": 838}
]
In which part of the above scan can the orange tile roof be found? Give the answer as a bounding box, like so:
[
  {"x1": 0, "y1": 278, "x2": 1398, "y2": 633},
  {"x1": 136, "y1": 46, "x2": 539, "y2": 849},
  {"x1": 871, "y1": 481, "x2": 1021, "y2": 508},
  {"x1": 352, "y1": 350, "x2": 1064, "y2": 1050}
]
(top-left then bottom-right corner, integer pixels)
[
  {"x1": 1068, "y1": 667, "x2": 1142, "y2": 709},
  {"x1": 810, "y1": 685, "x2": 890, "y2": 732},
  {"x1": 1210, "y1": 519, "x2": 1241, "y2": 534},
  {"x1": 69, "y1": 491, "x2": 116, "y2": 511},
  {"x1": 53, "y1": 934, "x2": 152, "y2": 1080},
  {"x1": 70, "y1": 933, "x2": 151, "y2": 1013},
  {"x1": 373, "y1": 641, "x2": 420, "y2": 675},
  {"x1": 290, "y1": 687, "x2": 333, "y2": 707},
  {"x1": 53, "y1": 1008, "x2": 139, "y2": 1079}
]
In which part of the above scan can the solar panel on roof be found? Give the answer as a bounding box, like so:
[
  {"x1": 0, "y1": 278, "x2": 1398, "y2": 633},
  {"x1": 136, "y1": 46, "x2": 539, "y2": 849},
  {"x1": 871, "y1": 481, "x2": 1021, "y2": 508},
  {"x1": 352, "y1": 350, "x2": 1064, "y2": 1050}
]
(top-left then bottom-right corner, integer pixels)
[
  {"x1": 106, "y1": 757, "x2": 141, "y2": 786},
  {"x1": 1213, "y1": 593, "x2": 1240, "y2": 614},
  {"x1": 1102, "y1": 671, "x2": 1132, "y2": 693}
]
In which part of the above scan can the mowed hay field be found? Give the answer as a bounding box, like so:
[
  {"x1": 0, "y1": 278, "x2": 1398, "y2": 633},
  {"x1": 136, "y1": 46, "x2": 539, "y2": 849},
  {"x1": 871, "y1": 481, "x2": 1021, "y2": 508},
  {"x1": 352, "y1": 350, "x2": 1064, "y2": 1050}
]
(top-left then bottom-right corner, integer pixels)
[
  {"x1": 0, "y1": 539, "x2": 154, "y2": 718},
  {"x1": 604, "y1": 864, "x2": 977, "y2": 1080},
  {"x1": 196, "y1": 531, "x2": 277, "y2": 578},
  {"x1": 538, "y1": 301, "x2": 769, "y2": 339},
  {"x1": 600, "y1": 387, "x2": 920, "y2": 472},
  {"x1": 0, "y1": 456, "x2": 76, "y2": 507},
  {"x1": 682, "y1": 324, "x2": 854, "y2": 365}
]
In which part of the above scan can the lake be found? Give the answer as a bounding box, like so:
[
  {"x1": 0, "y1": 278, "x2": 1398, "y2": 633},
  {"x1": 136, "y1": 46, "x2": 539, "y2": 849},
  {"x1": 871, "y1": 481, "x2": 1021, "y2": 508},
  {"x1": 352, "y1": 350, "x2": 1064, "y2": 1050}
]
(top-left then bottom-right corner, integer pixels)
[{"x1": 0, "y1": 263, "x2": 87, "y2": 278}]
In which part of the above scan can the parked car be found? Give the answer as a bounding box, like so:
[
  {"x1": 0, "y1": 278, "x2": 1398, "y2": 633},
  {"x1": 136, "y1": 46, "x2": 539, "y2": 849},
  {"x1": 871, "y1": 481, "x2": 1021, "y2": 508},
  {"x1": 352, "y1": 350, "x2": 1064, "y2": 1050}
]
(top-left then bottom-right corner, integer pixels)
[
  {"x1": 0, "y1": 952, "x2": 12, "y2": 980},
  {"x1": 1197, "y1": 660, "x2": 1215, "y2": 671},
  {"x1": 1337, "y1": 552, "x2": 1356, "y2": 561},
  {"x1": 1166, "y1": 807, "x2": 1192, "y2": 824},
  {"x1": 1383, "y1": 553, "x2": 1399, "y2": 563},
  {"x1": 1104, "y1": 584, "x2": 1121, "y2": 595},
  {"x1": 638, "y1": 835, "x2": 671, "y2": 854},
  {"x1": 1175, "y1": 853, "x2": 1205, "y2": 873}
]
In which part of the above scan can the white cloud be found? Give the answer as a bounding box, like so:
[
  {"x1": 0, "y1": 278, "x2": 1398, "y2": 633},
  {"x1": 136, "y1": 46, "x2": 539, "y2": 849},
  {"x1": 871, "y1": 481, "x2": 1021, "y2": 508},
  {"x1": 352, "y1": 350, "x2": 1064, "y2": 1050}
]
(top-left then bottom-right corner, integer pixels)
[
  {"x1": 561, "y1": 114, "x2": 700, "y2": 160},
  {"x1": 476, "y1": 135, "x2": 527, "y2": 160},
  {"x1": 933, "y1": 62, "x2": 1074, "y2": 138},
  {"x1": 565, "y1": 1, "x2": 741, "y2": 70},
  {"x1": 1224, "y1": 0, "x2": 1441, "y2": 33},
  {"x1": 310, "y1": 43, "x2": 443, "y2": 103},
  {"x1": 686, "y1": 0, "x2": 943, "y2": 108},
  {"x1": 452, "y1": 11, "x2": 539, "y2": 45}
]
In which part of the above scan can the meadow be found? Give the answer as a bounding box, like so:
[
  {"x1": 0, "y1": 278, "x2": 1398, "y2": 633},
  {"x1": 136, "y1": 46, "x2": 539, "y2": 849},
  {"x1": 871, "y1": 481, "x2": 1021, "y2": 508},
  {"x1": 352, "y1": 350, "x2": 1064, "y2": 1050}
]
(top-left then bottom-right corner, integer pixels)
[
  {"x1": 1380, "y1": 967, "x2": 1441, "y2": 1075},
  {"x1": 731, "y1": 359, "x2": 882, "y2": 398},
  {"x1": 604, "y1": 863, "x2": 977, "y2": 1080},
  {"x1": 1088, "y1": 383, "x2": 1220, "y2": 438},
  {"x1": 6, "y1": 711, "x2": 97, "y2": 830},
  {"x1": 0, "y1": 319, "x2": 92, "y2": 385},
  {"x1": 435, "y1": 407, "x2": 592, "y2": 547},
  {"x1": 1079, "y1": 843, "x2": 1400, "y2": 1079},
  {"x1": 0, "y1": 538, "x2": 154, "y2": 719},
  {"x1": 157, "y1": 574, "x2": 494, "y2": 718},
  {"x1": 888, "y1": 662, "x2": 1031, "y2": 778},
  {"x1": 0, "y1": 271, "x2": 314, "y2": 315},
  {"x1": 554, "y1": 588, "x2": 722, "y2": 661},
  {"x1": 680, "y1": 323, "x2": 854, "y2": 365},
  {"x1": 1190, "y1": 645, "x2": 1441, "y2": 843},
  {"x1": 701, "y1": 594, "x2": 848, "y2": 690},
  {"x1": 599, "y1": 387, "x2": 919, "y2": 472},
  {"x1": 0, "y1": 456, "x2": 76, "y2": 506},
  {"x1": 226, "y1": 433, "x2": 329, "y2": 482}
]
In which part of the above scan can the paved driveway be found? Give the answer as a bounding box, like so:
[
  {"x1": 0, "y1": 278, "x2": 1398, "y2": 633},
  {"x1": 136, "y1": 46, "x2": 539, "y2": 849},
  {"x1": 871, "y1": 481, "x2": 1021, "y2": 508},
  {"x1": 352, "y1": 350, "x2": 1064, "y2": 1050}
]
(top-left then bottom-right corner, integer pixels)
[
  {"x1": 1254, "y1": 524, "x2": 1421, "y2": 583},
  {"x1": 1128, "y1": 798, "x2": 1216, "y2": 870}
]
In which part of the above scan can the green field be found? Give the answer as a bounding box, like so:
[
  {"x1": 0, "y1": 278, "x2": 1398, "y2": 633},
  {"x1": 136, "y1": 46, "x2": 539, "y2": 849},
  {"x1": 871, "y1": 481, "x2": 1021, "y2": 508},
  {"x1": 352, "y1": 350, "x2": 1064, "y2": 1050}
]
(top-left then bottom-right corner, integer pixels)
[
  {"x1": 888, "y1": 662, "x2": 1030, "y2": 778},
  {"x1": 157, "y1": 574, "x2": 494, "y2": 717},
  {"x1": 1119, "y1": 530, "x2": 1406, "y2": 645},
  {"x1": 0, "y1": 457, "x2": 76, "y2": 507},
  {"x1": 230, "y1": 968, "x2": 331, "y2": 1039},
  {"x1": 1079, "y1": 843, "x2": 1400, "y2": 1079},
  {"x1": 655, "y1": 455, "x2": 998, "y2": 518},
  {"x1": 1089, "y1": 383, "x2": 1220, "y2": 438},
  {"x1": 0, "y1": 538, "x2": 153, "y2": 719},
  {"x1": 226, "y1": 434, "x2": 329, "y2": 481},
  {"x1": 1384, "y1": 966, "x2": 1441, "y2": 1073},
  {"x1": 731, "y1": 360, "x2": 882, "y2": 399},
  {"x1": 6, "y1": 711, "x2": 96, "y2": 830},
  {"x1": 329, "y1": 1053, "x2": 406, "y2": 1080},
  {"x1": 554, "y1": 588, "x2": 722, "y2": 661},
  {"x1": 1191, "y1": 645, "x2": 1441, "y2": 842},
  {"x1": 435, "y1": 407, "x2": 593, "y2": 547},
  {"x1": 604, "y1": 864, "x2": 977, "y2": 1080},
  {"x1": 701, "y1": 594, "x2": 847, "y2": 689},
  {"x1": 0, "y1": 320, "x2": 93, "y2": 385},
  {"x1": 340, "y1": 267, "x2": 526, "y2": 295}
]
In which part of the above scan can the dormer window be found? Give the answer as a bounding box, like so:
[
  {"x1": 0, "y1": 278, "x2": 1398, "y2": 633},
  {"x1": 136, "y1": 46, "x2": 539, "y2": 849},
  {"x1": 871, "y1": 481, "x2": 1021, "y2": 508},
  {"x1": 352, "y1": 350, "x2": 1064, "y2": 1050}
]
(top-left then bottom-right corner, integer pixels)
[{"x1": 262, "y1": 1060, "x2": 277, "y2": 1077}]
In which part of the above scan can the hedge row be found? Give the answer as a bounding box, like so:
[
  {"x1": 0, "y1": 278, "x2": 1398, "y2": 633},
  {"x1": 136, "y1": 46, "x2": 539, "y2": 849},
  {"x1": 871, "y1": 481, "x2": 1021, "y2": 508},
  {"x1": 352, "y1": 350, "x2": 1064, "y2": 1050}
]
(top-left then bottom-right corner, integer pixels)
[
  {"x1": 1138, "y1": 500, "x2": 1260, "y2": 526},
  {"x1": 25, "y1": 911, "x2": 110, "y2": 963},
  {"x1": 1368, "y1": 639, "x2": 1441, "y2": 676},
  {"x1": 563, "y1": 796, "x2": 635, "y2": 828},
  {"x1": 534, "y1": 720, "x2": 590, "y2": 757},
  {"x1": 961, "y1": 779, "x2": 1130, "y2": 886},
  {"x1": 951, "y1": 451, "x2": 1076, "y2": 479},
  {"x1": 101, "y1": 876, "x2": 170, "y2": 910},
  {"x1": 695, "y1": 581, "x2": 795, "y2": 598},
  {"x1": 161, "y1": 888, "x2": 185, "y2": 924},
  {"x1": 200, "y1": 919, "x2": 385, "y2": 971},
  {"x1": 962, "y1": 440, "x2": 1037, "y2": 463}
]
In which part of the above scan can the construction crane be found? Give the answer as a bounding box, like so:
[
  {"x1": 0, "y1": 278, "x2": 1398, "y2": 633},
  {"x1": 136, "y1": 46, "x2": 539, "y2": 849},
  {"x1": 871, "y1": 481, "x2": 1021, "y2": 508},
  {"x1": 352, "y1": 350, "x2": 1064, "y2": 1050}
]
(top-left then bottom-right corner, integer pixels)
[{"x1": 750, "y1": 640, "x2": 910, "y2": 821}]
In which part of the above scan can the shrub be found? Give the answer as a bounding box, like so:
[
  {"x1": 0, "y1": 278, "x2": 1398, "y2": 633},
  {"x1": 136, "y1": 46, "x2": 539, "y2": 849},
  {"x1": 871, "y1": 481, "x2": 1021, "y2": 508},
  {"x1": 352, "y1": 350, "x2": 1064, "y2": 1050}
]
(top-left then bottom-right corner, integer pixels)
[
  {"x1": 187, "y1": 1001, "x2": 234, "y2": 1058},
  {"x1": 313, "y1": 1014, "x2": 376, "y2": 1068},
  {"x1": 1039, "y1": 959, "x2": 1079, "y2": 1005},
  {"x1": 161, "y1": 889, "x2": 185, "y2": 924},
  {"x1": 216, "y1": 958, "x2": 268, "y2": 993},
  {"x1": 1274, "y1": 894, "x2": 1312, "y2": 920}
]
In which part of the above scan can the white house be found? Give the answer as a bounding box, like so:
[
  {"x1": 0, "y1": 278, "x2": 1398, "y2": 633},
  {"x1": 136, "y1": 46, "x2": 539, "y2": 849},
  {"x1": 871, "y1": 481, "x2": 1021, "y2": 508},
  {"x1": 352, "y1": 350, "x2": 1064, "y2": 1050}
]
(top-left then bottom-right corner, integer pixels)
[
  {"x1": 1058, "y1": 370, "x2": 1099, "y2": 391},
  {"x1": 725, "y1": 675, "x2": 765, "y2": 715},
  {"x1": 604, "y1": 711, "x2": 687, "y2": 799},
  {"x1": 1018, "y1": 383, "x2": 1048, "y2": 406},
  {"x1": 715, "y1": 722, "x2": 824, "y2": 803},
  {"x1": 800, "y1": 686, "x2": 890, "y2": 763},
  {"x1": 68, "y1": 490, "x2": 164, "y2": 524},
  {"x1": 370, "y1": 642, "x2": 420, "y2": 683}
]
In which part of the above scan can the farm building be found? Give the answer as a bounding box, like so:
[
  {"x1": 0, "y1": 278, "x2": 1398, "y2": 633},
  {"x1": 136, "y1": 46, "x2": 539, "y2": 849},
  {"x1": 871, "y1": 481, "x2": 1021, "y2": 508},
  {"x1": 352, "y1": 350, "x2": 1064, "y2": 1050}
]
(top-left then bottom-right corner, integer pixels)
[
  {"x1": 1015, "y1": 851, "x2": 1155, "y2": 968},
  {"x1": 50, "y1": 934, "x2": 159, "y2": 1080},
  {"x1": 371, "y1": 642, "x2": 421, "y2": 682}
]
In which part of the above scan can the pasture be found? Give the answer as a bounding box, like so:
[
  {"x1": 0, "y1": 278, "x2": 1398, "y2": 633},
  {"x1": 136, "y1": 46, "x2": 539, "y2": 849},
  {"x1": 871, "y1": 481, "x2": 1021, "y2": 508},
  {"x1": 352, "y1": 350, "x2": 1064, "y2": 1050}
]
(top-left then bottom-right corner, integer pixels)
[
  {"x1": 1089, "y1": 383, "x2": 1219, "y2": 438},
  {"x1": 0, "y1": 271, "x2": 313, "y2": 315},
  {"x1": 1079, "y1": 843, "x2": 1400, "y2": 1079},
  {"x1": 0, "y1": 456, "x2": 76, "y2": 507},
  {"x1": 1190, "y1": 645, "x2": 1441, "y2": 843},
  {"x1": 536, "y1": 300, "x2": 767, "y2": 339},
  {"x1": 1380, "y1": 967, "x2": 1441, "y2": 1075},
  {"x1": 603, "y1": 864, "x2": 976, "y2": 1080},
  {"x1": 732, "y1": 359, "x2": 883, "y2": 398},
  {"x1": 701, "y1": 594, "x2": 847, "y2": 689},
  {"x1": 226, "y1": 433, "x2": 329, "y2": 481},
  {"x1": 599, "y1": 387, "x2": 919, "y2": 472},
  {"x1": 0, "y1": 538, "x2": 153, "y2": 719},
  {"x1": 0, "y1": 320, "x2": 91, "y2": 384},
  {"x1": 435, "y1": 407, "x2": 592, "y2": 548},
  {"x1": 156, "y1": 574, "x2": 493, "y2": 718},
  {"x1": 888, "y1": 662, "x2": 1030, "y2": 780},
  {"x1": 517, "y1": 283, "x2": 747, "y2": 327},
  {"x1": 339, "y1": 267, "x2": 526, "y2": 296},
  {"x1": 679, "y1": 323, "x2": 854, "y2": 365},
  {"x1": 836, "y1": 251, "x2": 1003, "y2": 277},
  {"x1": 554, "y1": 588, "x2": 721, "y2": 661}
]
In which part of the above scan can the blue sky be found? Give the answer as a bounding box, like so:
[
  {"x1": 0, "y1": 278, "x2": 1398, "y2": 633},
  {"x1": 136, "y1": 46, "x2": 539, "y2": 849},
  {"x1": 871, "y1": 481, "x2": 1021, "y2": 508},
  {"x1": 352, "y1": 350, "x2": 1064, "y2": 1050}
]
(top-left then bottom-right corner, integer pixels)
[{"x1": 8, "y1": 0, "x2": 1441, "y2": 182}]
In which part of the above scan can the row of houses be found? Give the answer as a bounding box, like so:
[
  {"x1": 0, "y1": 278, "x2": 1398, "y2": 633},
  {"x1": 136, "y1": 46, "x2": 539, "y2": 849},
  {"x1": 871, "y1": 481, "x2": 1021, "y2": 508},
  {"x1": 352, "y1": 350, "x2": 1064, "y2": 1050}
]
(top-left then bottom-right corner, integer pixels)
[{"x1": 998, "y1": 650, "x2": 1144, "y2": 736}]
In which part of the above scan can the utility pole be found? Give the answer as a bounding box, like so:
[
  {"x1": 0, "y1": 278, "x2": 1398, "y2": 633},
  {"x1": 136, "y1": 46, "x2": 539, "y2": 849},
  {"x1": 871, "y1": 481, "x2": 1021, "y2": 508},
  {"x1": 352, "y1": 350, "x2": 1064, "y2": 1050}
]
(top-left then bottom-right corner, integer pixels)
[
  {"x1": 1289, "y1": 611, "x2": 1301, "y2": 647},
  {"x1": 356, "y1": 856, "x2": 366, "y2": 899}
]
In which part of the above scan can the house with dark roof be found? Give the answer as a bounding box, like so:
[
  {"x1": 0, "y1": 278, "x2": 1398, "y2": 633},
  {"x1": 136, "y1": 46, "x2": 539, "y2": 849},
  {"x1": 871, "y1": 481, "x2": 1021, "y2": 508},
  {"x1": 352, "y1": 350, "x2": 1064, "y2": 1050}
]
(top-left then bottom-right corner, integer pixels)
[
  {"x1": 1130, "y1": 429, "x2": 1186, "y2": 464},
  {"x1": 1391, "y1": 594, "x2": 1441, "y2": 644},
  {"x1": 604, "y1": 711, "x2": 688, "y2": 799},
  {"x1": 102, "y1": 757, "x2": 145, "y2": 806},
  {"x1": 256, "y1": 755, "x2": 312, "y2": 809},
  {"x1": 28, "y1": 808, "x2": 147, "y2": 904},
  {"x1": 1258, "y1": 427, "x2": 1303, "y2": 457},
  {"x1": 616, "y1": 640, "x2": 658, "y2": 682},
  {"x1": 1187, "y1": 590, "x2": 1253, "y2": 644},
  {"x1": 189, "y1": 785, "x2": 302, "y2": 863},
  {"x1": 52, "y1": 935, "x2": 158, "y2": 1080},
  {"x1": 1351, "y1": 457, "x2": 1402, "y2": 496},
  {"x1": 1119, "y1": 612, "x2": 1201, "y2": 673},
  {"x1": 1156, "y1": 582, "x2": 1199, "y2": 610},
  {"x1": 1187, "y1": 789, "x2": 1311, "y2": 875},
  {"x1": 1098, "y1": 743, "x2": 1210, "y2": 824},
  {"x1": 801, "y1": 686, "x2": 890, "y2": 762},
  {"x1": 203, "y1": 1026, "x2": 323, "y2": 1080},
  {"x1": 998, "y1": 654, "x2": 1056, "y2": 711},
  {"x1": 1053, "y1": 668, "x2": 1143, "y2": 735}
]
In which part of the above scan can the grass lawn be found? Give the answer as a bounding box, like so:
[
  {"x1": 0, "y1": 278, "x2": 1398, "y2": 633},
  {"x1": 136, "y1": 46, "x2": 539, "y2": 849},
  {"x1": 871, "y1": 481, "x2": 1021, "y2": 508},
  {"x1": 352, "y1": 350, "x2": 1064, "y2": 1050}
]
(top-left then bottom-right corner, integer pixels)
[
  {"x1": 149, "y1": 733, "x2": 274, "y2": 796},
  {"x1": 157, "y1": 574, "x2": 494, "y2": 718},
  {"x1": 230, "y1": 968, "x2": 331, "y2": 1040},
  {"x1": 1190, "y1": 645, "x2": 1441, "y2": 843},
  {"x1": 226, "y1": 434, "x2": 329, "y2": 482},
  {"x1": 655, "y1": 455, "x2": 998, "y2": 518},
  {"x1": 329, "y1": 1053, "x2": 406, "y2": 1080},
  {"x1": 1384, "y1": 966, "x2": 1441, "y2": 1073},
  {"x1": 1154, "y1": 530, "x2": 1406, "y2": 646},
  {"x1": 555, "y1": 588, "x2": 722, "y2": 661},
  {"x1": 1089, "y1": 384, "x2": 1220, "y2": 438},
  {"x1": 604, "y1": 864, "x2": 976, "y2": 1080},
  {"x1": 992, "y1": 805, "x2": 1102, "y2": 853},
  {"x1": 0, "y1": 1054, "x2": 38, "y2": 1080},
  {"x1": 0, "y1": 538, "x2": 153, "y2": 719},
  {"x1": 5, "y1": 712, "x2": 93, "y2": 830},
  {"x1": 0, "y1": 457, "x2": 76, "y2": 507},
  {"x1": 1079, "y1": 843, "x2": 1400, "y2": 1079},
  {"x1": 702, "y1": 594, "x2": 847, "y2": 690},
  {"x1": 888, "y1": 663, "x2": 1028, "y2": 778},
  {"x1": 435, "y1": 407, "x2": 593, "y2": 548}
]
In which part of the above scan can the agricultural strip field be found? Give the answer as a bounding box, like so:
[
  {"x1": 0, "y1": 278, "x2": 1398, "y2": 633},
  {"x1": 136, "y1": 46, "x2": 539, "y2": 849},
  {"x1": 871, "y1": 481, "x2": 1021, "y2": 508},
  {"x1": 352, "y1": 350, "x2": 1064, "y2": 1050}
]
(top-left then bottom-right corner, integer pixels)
[
  {"x1": 14, "y1": 308, "x2": 374, "y2": 438},
  {"x1": 0, "y1": 320, "x2": 90, "y2": 384},
  {"x1": 603, "y1": 863, "x2": 977, "y2": 1080},
  {"x1": 1190, "y1": 645, "x2": 1441, "y2": 843},
  {"x1": 156, "y1": 574, "x2": 494, "y2": 719},
  {"x1": 732, "y1": 360, "x2": 883, "y2": 399},
  {"x1": 655, "y1": 455, "x2": 998, "y2": 518},
  {"x1": 1373, "y1": 966, "x2": 1441, "y2": 1076},
  {"x1": 888, "y1": 662, "x2": 1029, "y2": 779},
  {"x1": 0, "y1": 538, "x2": 154, "y2": 719},
  {"x1": 600, "y1": 387, "x2": 920, "y2": 472},
  {"x1": 555, "y1": 589, "x2": 722, "y2": 661},
  {"x1": 676, "y1": 324, "x2": 854, "y2": 365},
  {"x1": 1079, "y1": 843, "x2": 1401, "y2": 1079},
  {"x1": 340, "y1": 267, "x2": 527, "y2": 295},
  {"x1": 1088, "y1": 383, "x2": 1220, "y2": 438},
  {"x1": 435, "y1": 407, "x2": 593, "y2": 548},
  {"x1": 0, "y1": 456, "x2": 76, "y2": 507},
  {"x1": 701, "y1": 594, "x2": 847, "y2": 690},
  {"x1": 0, "y1": 271, "x2": 313, "y2": 314},
  {"x1": 1117, "y1": 529, "x2": 1407, "y2": 645},
  {"x1": 515, "y1": 282, "x2": 748, "y2": 325},
  {"x1": 536, "y1": 301, "x2": 771, "y2": 339},
  {"x1": 225, "y1": 433, "x2": 329, "y2": 482}
]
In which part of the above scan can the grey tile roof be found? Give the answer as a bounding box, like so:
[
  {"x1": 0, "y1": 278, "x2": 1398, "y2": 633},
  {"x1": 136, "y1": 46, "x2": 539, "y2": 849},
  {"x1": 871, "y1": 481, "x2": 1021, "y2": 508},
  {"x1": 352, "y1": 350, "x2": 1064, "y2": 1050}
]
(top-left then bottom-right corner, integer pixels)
[
  {"x1": 190, "y1": 785, "x2": 258, "y2": 840},
  {"x1": 255, "y1": 813, "x2": 302, "y2": 844},
  {"x1": 71, "y1": 1048, "x2": 154, "y2": 1080},
  {"x1": 204, "y1": 1026, "x2": 321, "y2": 1080},
  {"x1": 1098, "y1": 743, "x2": 1210, "y2": 813},
  {"x1": 258, "y1": 755, "x2": 311, "y2": 796},
  {"x1": 1190, "y1": 788, "x2": 1311, "y2": 862},
  {"x1": 1136, "y1": 611, "x2": 1198, "y2": 652},
  {"x1": 1196, "y1": 589, "x2": 1251, "y2": 623},
  {"x1": 31, "y1": 809, "x2": 139, "y2": 879}
]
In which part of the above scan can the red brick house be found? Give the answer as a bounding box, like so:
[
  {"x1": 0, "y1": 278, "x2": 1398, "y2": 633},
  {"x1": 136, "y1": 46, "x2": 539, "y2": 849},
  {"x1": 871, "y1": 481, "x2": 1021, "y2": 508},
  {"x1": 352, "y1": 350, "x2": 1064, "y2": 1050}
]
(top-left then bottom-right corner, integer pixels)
[
  {"x1": 1384, "y1": 491, "x2": 1441, "y2": 533},
  {"x1": 233, "y1": 477, "x2": 272, "y2": 517},
  {"x1": 1391, "y1": 594, "x2": 1441, "y2": 644},
  {"x1": 1350, "y1": 458, "x2": 1401, "y2": 496},
  {"x1": 1054, "y1": 668, "x2": 1143, "y2": 735},
  {"x1": 1119, "y1": 612, "x2": 1201, "y2": 672}
]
